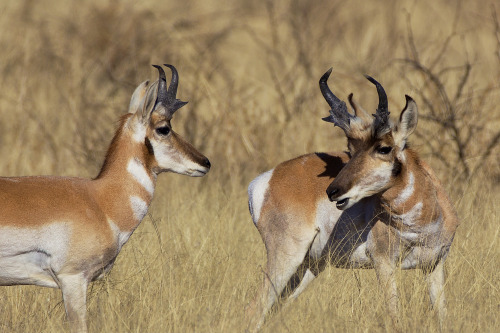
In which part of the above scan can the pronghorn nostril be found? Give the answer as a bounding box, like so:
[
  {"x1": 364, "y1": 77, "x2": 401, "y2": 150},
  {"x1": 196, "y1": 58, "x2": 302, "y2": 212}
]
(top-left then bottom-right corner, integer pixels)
[
  {"x1": 326, "y1": 187, "x2": 339, "y2": 201},
  {"x1": 203, "y1": 158, "x2": 211, "y2": 169}
]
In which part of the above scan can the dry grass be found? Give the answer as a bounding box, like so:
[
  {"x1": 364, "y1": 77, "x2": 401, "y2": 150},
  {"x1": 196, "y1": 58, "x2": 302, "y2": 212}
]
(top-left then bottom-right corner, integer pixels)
[{"x1": 0, "y1": 0, "x2": 498, "y2": 332}]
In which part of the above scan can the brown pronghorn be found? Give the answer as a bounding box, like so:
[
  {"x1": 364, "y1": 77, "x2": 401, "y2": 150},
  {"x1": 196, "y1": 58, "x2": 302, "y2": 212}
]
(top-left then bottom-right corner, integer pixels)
[
  {"x1": 246, "y1": 69, "x2": 458, "y2": 331},
  {"x1": 0, "y1": 64, "x2": 210, "y2": 333}
]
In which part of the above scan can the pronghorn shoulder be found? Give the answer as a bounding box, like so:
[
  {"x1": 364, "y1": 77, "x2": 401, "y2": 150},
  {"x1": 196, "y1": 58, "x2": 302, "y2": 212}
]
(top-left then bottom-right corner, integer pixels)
[{"x1": 271, "y1": 151, "x2": 349, "y2": 181}]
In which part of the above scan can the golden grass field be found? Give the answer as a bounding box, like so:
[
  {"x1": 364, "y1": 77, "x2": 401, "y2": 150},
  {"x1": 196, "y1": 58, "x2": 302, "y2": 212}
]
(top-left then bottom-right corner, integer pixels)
[{"x1": 0, "y1": 0, "x2": 499, "y2": 332}]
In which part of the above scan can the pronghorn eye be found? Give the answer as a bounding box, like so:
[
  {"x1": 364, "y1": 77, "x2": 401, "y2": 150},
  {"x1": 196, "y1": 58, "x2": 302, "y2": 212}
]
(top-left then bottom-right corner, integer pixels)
[
  {"x1": 377, "y1": 146, "x2": 392, "y2": 155},
  {"x1": 155, "y1": 126, "x2": 170, "y2": 136}
]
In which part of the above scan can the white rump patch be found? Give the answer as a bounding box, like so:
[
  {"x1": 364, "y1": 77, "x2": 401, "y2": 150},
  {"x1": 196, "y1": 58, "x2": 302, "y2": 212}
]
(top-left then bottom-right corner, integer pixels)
[
  {"x1": 127, "y1": 158, "x2": 155, "y2": 195},
  {"x1": 129, "y1": 195, "x2": 149, "y2": 221},
  {"x1": 248, "y1": 169, "x2": 273, "y2": 226}
]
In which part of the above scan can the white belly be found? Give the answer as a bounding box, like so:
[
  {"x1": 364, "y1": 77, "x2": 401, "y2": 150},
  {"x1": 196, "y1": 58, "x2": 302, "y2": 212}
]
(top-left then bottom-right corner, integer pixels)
[{"x1": 0, "y1": 223, "x2": 71, "y2": 287}]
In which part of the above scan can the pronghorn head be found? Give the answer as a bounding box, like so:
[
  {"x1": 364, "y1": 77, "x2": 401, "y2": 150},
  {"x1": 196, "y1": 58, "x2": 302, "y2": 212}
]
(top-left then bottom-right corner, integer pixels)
[
  {"x1": 320, "y1": 69, "x2": 418, "y2": 210},
  {"x1": 128, "y1": 64, "x2": 211, "y2": 177}
]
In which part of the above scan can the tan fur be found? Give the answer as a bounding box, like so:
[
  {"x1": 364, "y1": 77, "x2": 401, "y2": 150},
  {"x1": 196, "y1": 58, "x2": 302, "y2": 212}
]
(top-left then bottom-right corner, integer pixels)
[
  {"x1": 246, "y1": 152, "x2": 352, "y2": 331},
  {"x1": 0, "y1": 70, "x2": 210, "y2": 333},
  {"x1": 247, "y1": 96, "x2": 458, "y2": 332},
  {"x1": 260, "y1": 152, "x2": 349, "y2": 230}
]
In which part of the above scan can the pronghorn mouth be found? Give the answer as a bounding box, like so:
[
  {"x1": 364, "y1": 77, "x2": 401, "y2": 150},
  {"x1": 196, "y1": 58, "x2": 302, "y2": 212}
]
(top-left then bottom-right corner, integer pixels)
[
  {"x1": 189, "y1": 168, "x2": 209, "y2": 177},
  {"x1": 336, "y1": 198, "x2": 349, "y2": 210}
]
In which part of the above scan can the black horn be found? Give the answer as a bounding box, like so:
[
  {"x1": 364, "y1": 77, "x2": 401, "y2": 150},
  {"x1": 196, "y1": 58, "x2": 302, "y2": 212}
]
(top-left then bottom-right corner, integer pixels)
[
  {"x1": 153, "y1": 65, "x2": 169, "y2": 107},
  {"x1": 164, "y1": 64, "x2": 179, "y2": 99},
  {"x1": 365, "y1": 75, "x2": 390, "y2": 136},
  {"x1": 319, "y1": 68, "x2": 353, "y2": 132},
  {"x1": 152, "y1": 64, "x2": 188, "y2": 117}
]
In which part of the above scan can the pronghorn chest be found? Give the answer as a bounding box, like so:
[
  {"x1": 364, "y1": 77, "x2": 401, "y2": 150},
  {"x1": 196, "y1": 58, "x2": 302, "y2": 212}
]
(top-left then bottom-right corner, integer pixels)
[
  {"x1": 87, "y1": 220, "x2": 134, "y2": 282},
  {"x1": 386, "y1": 201, "x2": 444, "y2": 246},
  {"x1": 107, "y1": 219, "x2": 134, "y2": 253}
]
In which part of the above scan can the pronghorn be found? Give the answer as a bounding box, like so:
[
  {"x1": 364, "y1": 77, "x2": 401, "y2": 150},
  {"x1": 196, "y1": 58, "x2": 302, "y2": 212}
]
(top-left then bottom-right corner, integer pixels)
[
  {"x1": 0, "y1": 64, "x2": 210, "y2": 333},
  {"x1": 246, "y1": 69, "x2": 458, "y2": 331}
]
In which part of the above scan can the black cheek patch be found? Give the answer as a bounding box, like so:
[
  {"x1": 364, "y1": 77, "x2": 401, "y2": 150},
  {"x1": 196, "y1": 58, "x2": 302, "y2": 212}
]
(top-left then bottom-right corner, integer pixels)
[
  {"x1": 392, "y1": 159, "x2": 402, "y2": 177},
  {"x1": 145, "y1": 138, "x2": 154, "y2": 156}
]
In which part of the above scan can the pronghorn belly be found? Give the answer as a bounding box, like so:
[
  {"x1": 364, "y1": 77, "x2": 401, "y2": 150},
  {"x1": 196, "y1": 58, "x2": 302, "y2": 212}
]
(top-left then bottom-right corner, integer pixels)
[
  {"x1": 0, "y1": 223, "x2": 71, "y2": 287},
  {"x1": 248, "y1": 169, "x2": 274, "y2": 226},
  {"x1": 0, "y1": 251, "x2": 58, "y2": 287}
]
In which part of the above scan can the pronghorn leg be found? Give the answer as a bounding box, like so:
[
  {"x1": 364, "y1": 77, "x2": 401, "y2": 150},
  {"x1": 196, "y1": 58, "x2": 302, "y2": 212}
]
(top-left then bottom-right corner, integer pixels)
[
  {"x1": 59, "y1": 273, "x2": 88, "y2": 333},
  {"x1": 425, "y1": 259, "x2": 447, "y2": 327},
  {"x1": 283, "y1": 255, "x2": 327, "y2": 303},
  {"x1": 368, "y1": 223, "x2": 401, "y2": 330},
  {"x1": 287, "y1": 268, "x2": 317, "y2": 300},
  {"x1": 246, "y1": 231, "x2": 315, "y2": 332},
  {"x1": 372, "y1": 258, "x2": 400, "y2": 330}
]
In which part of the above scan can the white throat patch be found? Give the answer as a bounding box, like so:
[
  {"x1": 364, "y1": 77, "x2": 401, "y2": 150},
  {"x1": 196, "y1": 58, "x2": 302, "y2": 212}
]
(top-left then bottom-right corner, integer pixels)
[
  {"x1": 391, "y1": 202, "x2": 423, "y2": 227},
  {"x1": 394, "y1": 172, "x2": 415, "y2": 206},
  {"x1": 127, "y1": 158, "x2": 155, "y2": 196},
  {"x1": 129, "y1": 196, "x2": 149, "y2": 221},
  {"x1": 130, "y1": 119, "x2": 147, "y2": 143}
]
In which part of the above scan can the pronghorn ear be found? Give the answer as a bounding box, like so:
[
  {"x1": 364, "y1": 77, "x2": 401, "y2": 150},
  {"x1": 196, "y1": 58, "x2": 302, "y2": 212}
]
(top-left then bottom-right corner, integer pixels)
[
  {"x1": 129, "y1": 80, "x2": 159, "y2": 123},
  {"x1": 129, "y1": 81, "x2": 150, "y2": 114},
  {"x1": 394, "y1": 95, "x2": 418, "y2": 148}
]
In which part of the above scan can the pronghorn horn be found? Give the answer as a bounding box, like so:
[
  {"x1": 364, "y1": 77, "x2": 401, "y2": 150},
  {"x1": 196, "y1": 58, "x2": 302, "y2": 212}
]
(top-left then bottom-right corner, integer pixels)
[
  {"x1": 165, "y1": 64, "x2": 179, "y2": 99},
  {"x1": 320, "y1": 68, "x2": 353, "y2": 132},
  {"x1": 153, "y1": 65, "x2": 169, "y2": 108},
  {"x1": 164, "y1": 64, "x2": 188, "y2": 114},
  {"x1": 365, "y1": 75, "x2": 390, "y2": 136},
  {"x1": 152, "y1": 64, "x2": 188, "y2": 118}
]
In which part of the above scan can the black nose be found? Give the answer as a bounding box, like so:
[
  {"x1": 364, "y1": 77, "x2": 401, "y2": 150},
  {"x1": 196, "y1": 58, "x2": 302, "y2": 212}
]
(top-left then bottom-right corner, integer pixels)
[
  {"x1": 326, "y1": 187, "x2": 339, "y2": 202},
  {"x1": 203, "y1": 158, "x2": 211, "y2": 169}
]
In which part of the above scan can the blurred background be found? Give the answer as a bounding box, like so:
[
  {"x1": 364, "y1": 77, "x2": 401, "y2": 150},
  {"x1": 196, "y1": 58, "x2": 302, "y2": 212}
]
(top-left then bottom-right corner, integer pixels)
[{"x1": 0, "y1": 0, "x2": 498, "y2": 332}]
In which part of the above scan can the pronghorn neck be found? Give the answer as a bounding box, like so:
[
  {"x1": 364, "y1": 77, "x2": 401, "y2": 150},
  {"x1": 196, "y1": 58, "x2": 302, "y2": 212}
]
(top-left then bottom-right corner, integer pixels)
[
  {"x1": 96, "y1": 114, "x2": 153, "y2": 179},
  {"x1": 94, "y1": 114, "x2": 156, "y2": 232},
  {"x1": 379, "y1": 149, "x2": 441, "y2": 226}
]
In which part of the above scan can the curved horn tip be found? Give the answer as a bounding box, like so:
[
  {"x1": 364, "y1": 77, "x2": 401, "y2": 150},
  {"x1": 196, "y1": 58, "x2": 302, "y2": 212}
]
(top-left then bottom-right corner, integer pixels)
[
  {"x1": 364, "y1": 74, "x2": 378, "y2": 85},
  {"x1": 152, "y1": 65, "x2": 166, "y2": 79},
  {"x1": 320, "y1": 67, "x2": 333, "y2": 83},
  {"x1": 163, "y1": 64, "x2": 178, "y2": 73}
]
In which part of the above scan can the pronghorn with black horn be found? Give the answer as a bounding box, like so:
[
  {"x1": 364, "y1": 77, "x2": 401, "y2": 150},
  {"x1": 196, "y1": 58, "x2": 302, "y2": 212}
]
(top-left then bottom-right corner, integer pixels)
[
  {"x1": 246, "y1": 68, "x2": 458, "y2": 331},
  {"x1": 0, "y1": 64, "x2": 210, "y2": 333}
]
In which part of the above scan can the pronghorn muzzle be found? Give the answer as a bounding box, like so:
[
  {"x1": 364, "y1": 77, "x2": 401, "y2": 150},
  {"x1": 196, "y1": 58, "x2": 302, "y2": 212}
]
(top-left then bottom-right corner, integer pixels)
[{"x1": 326, "y1": 183, "x2": 349, "y2": 209}]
